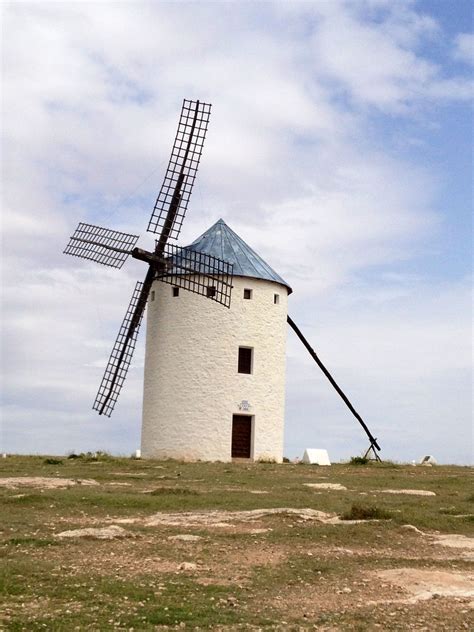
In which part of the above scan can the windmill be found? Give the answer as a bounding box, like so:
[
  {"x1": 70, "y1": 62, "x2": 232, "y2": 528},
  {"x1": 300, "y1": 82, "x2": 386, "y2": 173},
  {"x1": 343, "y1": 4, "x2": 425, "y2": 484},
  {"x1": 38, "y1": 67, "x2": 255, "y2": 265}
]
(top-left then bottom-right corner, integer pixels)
[{"x1": 64, "y1": 98, "x2": 381, "y2": 461}]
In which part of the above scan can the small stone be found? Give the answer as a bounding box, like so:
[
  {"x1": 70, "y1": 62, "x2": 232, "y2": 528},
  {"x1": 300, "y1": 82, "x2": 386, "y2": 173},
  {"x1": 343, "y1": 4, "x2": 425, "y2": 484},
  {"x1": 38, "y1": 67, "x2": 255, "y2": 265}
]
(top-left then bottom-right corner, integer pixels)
[
  {"x1": 168, "y1": 534, "x2": 202, "y2": 542},
  {"x1": 178, "y1": 562, "x2": 197, "y2": 571}
]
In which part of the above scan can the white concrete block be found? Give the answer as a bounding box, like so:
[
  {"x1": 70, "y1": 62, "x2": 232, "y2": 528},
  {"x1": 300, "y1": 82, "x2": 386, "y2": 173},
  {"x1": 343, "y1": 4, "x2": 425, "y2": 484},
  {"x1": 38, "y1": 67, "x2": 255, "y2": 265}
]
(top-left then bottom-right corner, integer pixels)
[
  {"x1": 302, "y1": 449, "x2": 331, "y2": 466},
  {"x1": 419, "y1": 455, "x2": 437, "y2": 465}
]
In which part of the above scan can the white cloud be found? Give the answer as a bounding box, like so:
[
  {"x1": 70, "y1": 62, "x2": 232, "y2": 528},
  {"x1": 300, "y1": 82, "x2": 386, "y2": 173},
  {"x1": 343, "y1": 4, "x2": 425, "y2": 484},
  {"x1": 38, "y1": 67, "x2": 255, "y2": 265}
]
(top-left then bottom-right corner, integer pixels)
[
  {"x1": 453, "y1": 33, "x2": 474, "y2": 65},
  {"x1": 306, "y1": 1, "x2": 472, "y2": 112}
]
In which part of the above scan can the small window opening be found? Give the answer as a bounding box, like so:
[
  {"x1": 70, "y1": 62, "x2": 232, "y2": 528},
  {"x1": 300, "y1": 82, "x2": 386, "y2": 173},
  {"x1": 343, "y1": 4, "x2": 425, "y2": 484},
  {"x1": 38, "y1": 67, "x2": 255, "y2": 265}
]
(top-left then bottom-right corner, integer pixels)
[
  {"x1": 238, "y1": 347, "x2": 253, "y2": 374},
  {"x1": 172, "y1": 287, "x2": 179, "y2": 297},
  {"x1": 150, "y1": 291, "x2": 155, "y2": 302},
  {"x1": 274, "y1": 293, "x2": 280, "y2": 305},
  {"x1": 243, "y1": 288, "x2": 252, "y2": 300},
  {"x1": 207, "y1": 285, "x2": 216, "y2": 298}
]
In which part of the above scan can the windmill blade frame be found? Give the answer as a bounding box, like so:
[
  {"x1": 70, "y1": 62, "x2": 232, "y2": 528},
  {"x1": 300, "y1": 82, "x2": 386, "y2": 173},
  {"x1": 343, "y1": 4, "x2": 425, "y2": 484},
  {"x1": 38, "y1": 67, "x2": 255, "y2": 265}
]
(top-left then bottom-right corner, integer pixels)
[
  {"x1": 93, "y1": 280, "x2": 147, "y2": 417},
  {"x1": 64, "y1": 223, "x2": 139, "y2": 269},
  {"x1": 147, "y1": 100, "x2": 212, "y2": 242},
  {"x1": 157, "y1": 245, "x2": 234, "y2": 308}
]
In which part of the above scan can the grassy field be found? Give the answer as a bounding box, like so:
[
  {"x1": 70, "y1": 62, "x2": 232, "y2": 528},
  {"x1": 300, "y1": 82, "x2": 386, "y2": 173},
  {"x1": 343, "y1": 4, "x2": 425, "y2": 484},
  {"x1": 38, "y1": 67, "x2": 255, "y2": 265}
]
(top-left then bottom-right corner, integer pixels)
[{"x1": 0, "y1": 455, "x2": 472, "y2": 631}]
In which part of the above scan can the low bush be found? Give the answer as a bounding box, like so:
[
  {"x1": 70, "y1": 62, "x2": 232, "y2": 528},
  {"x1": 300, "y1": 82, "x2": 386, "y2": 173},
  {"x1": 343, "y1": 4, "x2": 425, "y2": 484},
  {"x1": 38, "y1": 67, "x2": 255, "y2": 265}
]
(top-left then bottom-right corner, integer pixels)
[
  {"x1": 341, "y1": 503, "x2": 392, "y2": 521},
  {"x1": 349, "y1": 456, "x2": 369, "y2": 465},
  {"x1": 67, "y1": 451, "x2": 112, "y2": 462},
  {"x1": 148, "y1": 487, "x2": 198, "y2": 496}
]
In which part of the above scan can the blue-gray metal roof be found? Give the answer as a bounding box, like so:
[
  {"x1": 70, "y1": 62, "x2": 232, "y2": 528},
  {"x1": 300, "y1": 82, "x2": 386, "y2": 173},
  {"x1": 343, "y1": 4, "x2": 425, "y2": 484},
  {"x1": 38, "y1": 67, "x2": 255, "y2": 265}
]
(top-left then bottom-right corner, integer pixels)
[{"x1": 184, "y1": 219, "x2": 292, "y2": 293}]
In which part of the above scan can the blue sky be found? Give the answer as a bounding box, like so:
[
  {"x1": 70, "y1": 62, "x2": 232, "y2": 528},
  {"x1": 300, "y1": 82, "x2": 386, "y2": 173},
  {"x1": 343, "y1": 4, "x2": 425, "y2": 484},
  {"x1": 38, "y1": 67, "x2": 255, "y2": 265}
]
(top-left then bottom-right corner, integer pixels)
[{"x1": 1, "y1": 0, "x2": 472, "y2": 463}]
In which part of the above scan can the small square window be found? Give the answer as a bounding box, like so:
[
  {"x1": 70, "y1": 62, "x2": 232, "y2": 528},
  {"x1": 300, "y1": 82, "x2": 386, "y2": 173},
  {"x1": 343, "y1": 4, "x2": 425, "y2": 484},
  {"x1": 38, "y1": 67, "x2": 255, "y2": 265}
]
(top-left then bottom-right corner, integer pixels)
[
  {"x1": 238, "y1": 347, "x2": 253, "y2": 374},
  {"x1": 150, "y1": 291, "x2": 155, "y2": 302},
  {"x1": 243, "y1": 288, "x2": 252, "y2": 300},
  {"x1": 172, "y1": 287, "x2": 179, "y2": 297},
  {"x1": 207, "y1": 286, "x2": 216, "y2": 298},
  {"x1": 274, "y1": 294, "x2": 280, "y2": 305}
]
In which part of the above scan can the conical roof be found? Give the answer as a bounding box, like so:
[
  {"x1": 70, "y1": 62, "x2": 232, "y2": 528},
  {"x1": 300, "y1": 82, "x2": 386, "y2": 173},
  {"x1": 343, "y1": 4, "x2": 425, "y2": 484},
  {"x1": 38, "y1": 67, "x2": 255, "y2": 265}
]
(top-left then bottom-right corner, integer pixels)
[{"x1": 185, "y1": 219, "x2": 292, "y2": 293}]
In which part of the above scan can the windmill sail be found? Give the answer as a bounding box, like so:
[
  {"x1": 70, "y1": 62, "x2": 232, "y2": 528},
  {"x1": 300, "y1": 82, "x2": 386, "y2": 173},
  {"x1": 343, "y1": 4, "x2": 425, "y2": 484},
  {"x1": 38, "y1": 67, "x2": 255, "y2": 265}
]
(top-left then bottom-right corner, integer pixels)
[
  {"x1": 93, "y1": 281, "x2": 147, "y2": 417},
  {"x1": 64, "y1": 223, "x2": 139, "y2": 269},
  {"x1": 157, "y1": 245, "x2": 233, "y2": 308},
  {"x1": 147, "y1": 100, "x2": 212, "y2": 242}
]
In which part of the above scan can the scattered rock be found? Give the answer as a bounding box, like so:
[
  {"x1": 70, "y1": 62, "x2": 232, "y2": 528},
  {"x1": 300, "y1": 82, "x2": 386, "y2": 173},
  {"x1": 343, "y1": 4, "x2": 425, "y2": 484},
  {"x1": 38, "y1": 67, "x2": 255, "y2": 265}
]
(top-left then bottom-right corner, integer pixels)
[
  {"x1": 168, "y1": 534, "x2": 202, "y2": 542},
  {"x1": 304, "y1": 483, "x2": 347, "y2": 491},
  {"x1": 332, "y1": 547, "x2": 356, "y2": 555},
  {"x1": 116, "y1": 507, "x2": 336, "y2": 528},
  {"x1": 249, "y1": 490, "x2": 269, "y2": 494},
  {"x1": 55, "y1": 525, "x2": 133, "y2": 540},
  {"x1": 0, "y1": 477, "x2": 99, "y2": 489},
  {"x1": 178, "y1": 562, "x2": 197, "y2": 571},
  {"x1": 401, "y1": 524, "x2": 425, "y2": 535},
  {"x1": 377, "y1": 489, "x2": 436, "y2": 496}
]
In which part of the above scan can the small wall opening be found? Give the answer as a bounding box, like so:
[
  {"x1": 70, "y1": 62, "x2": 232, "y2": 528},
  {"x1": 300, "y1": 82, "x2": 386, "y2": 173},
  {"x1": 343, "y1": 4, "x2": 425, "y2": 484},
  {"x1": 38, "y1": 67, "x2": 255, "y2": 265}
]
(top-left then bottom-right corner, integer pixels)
[
  {"x1": 238, "y1": 347, "x2": 253, "y2": 374},
  {"x1": 274, "y1": 293, "x2": 280, "y2": 304},
  {"x1": 207, "y1": 285, "x2": 216, "y2": 298},
  {"x1": 243, "y1": 288, "x2": 252, "y2": 300},
  {"x1": 172, "y1": 287, "x2": 179, "y2": 297}
]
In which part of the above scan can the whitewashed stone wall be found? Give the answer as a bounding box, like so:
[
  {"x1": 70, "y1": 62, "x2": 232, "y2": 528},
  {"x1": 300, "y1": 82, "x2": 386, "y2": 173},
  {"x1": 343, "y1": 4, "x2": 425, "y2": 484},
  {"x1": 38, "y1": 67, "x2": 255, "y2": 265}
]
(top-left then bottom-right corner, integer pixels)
[{"x1": 141, "y1": 275, "x2": 288, "y2": 462}]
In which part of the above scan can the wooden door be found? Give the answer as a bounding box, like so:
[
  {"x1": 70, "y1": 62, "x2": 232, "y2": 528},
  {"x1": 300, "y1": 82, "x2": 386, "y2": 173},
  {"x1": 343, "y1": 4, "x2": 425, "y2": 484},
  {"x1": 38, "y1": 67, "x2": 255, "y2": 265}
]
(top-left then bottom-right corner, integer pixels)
[{"x1": 232, "y1": 415, "x2": 252, "y2": 458}]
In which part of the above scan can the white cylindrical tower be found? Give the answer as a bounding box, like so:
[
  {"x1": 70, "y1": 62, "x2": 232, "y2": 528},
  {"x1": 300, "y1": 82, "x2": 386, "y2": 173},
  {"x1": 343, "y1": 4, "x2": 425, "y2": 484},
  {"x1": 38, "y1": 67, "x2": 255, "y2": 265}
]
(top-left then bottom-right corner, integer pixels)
[{"x1": 141, "y1": 219, "x2": 291, "y2": 462}]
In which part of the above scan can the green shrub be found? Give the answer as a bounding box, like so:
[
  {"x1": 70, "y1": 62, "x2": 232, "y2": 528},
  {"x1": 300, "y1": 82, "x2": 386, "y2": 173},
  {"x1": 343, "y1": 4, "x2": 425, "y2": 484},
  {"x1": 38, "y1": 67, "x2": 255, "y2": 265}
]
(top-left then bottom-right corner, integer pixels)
[
  {"x1": 349, "y1": 456, "x2": 369, "y2": 465},
  {"x1": 43, "y1": 458, "x2": 63, "y2": 465},
  {"x1": 341, "y1": 503, "x2": 392, "y2": 520},
  {"x1": 148, "y1": 487, "x2": 198, "y2": 496},
  {"x1": 67, "y1": 451, "x2": 112, "y2": 462}
]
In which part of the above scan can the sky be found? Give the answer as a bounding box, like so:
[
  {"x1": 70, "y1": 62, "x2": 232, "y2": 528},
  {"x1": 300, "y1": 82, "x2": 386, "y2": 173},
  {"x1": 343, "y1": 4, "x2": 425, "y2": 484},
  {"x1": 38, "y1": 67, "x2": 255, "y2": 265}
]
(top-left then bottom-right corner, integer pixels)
[{"x1": 1, "y1": 0, "x2": 472, "y2": 464}]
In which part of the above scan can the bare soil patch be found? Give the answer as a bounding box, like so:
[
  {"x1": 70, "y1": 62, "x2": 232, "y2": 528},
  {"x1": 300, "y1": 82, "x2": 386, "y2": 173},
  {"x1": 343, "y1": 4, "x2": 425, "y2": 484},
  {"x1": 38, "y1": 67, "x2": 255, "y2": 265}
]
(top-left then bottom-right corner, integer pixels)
[
  {"x1": 115, "y1": 507, "x2": 337, "y2": 529},
  {"x1": 55, "y1": 526, "x2": 134, "y2": 540},
  {"x1": 0, "y1": 476, "x2": 99, "y2": 488},
  {"x1": 374, "y1": 568, "x2": 474, "y2": 603}
]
